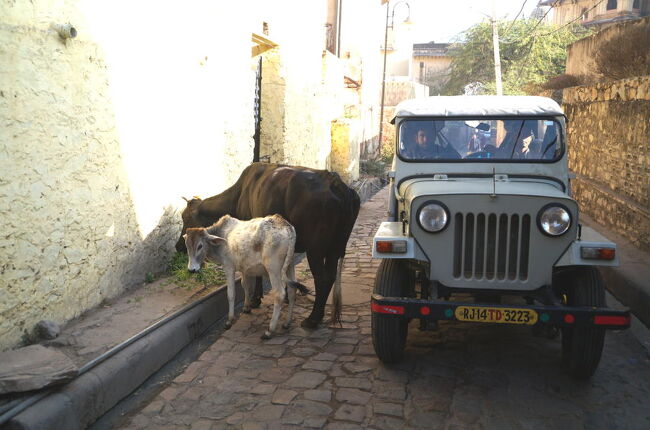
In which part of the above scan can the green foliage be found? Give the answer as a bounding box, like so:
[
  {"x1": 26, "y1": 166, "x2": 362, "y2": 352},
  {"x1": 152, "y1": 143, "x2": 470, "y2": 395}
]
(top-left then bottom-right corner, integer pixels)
[
  {"x1": 443, "y1": 19, "x2": 591, "y2": 95},
  {"x1": 168, "y1": 252, "x2": 226, "y2": 289},
  {"x1": 379, "y1": 139, "x2": 394, "y2": 164},
  {"x1": 360, "y1": 159, "x2": 387, "y2": 177}
]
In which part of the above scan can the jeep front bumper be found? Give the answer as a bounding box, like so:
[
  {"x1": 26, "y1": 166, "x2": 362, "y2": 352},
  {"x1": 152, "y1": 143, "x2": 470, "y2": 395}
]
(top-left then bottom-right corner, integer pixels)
[{"x1": 371, "y1": 294, "x2": 631, "y2": 329}]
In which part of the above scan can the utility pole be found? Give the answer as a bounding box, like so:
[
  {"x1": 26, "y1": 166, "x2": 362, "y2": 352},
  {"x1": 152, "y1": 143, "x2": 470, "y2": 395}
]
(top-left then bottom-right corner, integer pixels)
[
  {"x1": 378, "y1": 1, "x2": 390, "y2": 155},
  {"x1": 491, "y1": 0, "x2": 503, "y2": 95}
]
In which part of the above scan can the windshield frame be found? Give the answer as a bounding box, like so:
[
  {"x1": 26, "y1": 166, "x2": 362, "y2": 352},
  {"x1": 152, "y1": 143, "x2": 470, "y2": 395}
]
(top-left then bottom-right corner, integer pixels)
[{"x1": 395, "y1": 115, "x2": 566, "y2": 164}]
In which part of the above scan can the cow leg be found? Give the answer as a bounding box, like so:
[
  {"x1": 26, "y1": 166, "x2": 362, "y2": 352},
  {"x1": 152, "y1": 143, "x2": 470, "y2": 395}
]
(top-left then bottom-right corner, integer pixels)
[
  {"x1": 262, "y1": 274, "x2": 285, "y2": 339},
  {"x1": 301, "y1": 253, "x2": 338, "y2": 329},
  {"x1": 242, "y1": 275, "x2": 255, "y2": 313},
  {"x1": 250, "y1": 277, "x2": 263, "y2": 308},
  {"x1": 283, "y1": 265, "x2": 297, "y2": 329},
  {"x1": 224, "y1": 270, "x2": 237, "y2": 330}
]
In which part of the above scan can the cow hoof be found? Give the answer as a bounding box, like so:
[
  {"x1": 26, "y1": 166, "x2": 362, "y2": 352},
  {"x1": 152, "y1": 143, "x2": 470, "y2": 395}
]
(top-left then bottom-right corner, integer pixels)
[
  {"x1": 282, "y1": 322, "x2": 291, "y2": 330},
  {"x1": 261, "y1": 331, "x2": 272, "y2": 340},
  {"x1": 250, "y1": 297, "x2": 262, "y2": 309},
  {"x1": 224, "y1": 320, "x2": 233, "y2": 330},
  {"x1": 243, "y1": 306, "x2": 251, "y2": 314},
  {"x1": 300, "y1": 318, "x2": 320, "y2": 329}
]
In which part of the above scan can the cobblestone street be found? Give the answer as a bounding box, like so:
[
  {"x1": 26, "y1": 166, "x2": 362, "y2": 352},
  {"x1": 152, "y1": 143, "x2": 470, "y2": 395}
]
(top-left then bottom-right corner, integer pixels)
[{"x1": 122, "y1": 187, "x2": 650, "y2": 430}]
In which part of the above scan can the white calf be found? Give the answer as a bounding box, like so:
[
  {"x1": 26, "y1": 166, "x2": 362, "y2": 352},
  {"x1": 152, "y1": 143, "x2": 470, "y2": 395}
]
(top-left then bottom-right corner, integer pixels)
[{"x1": 183, "y1": 214, "x2": 308, "y2": 338}]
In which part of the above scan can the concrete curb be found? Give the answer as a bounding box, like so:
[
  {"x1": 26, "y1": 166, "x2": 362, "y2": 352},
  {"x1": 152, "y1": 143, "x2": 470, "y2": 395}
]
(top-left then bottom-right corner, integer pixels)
[
  {"x1": 601, "y1": 266, "x2": 650, "y2": 329},
  {"x1": 6, "y1": 283, "x2": 244, "y2": 430},
  {"x1": 580, "y1": 215, "x2": 650, "y2": 329}
]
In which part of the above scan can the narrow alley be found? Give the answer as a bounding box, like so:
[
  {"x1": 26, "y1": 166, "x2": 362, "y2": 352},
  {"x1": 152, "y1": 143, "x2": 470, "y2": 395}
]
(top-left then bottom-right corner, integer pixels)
[{"x1": 120, "y1": 187, "x2": 650, "y2": 430}]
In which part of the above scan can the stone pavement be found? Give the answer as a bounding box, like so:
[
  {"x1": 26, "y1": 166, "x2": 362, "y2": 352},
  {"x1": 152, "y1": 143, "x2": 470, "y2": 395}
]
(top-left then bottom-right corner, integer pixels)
[{"x1": 121, "y1": 187, "x2": 650, "y2": 430}]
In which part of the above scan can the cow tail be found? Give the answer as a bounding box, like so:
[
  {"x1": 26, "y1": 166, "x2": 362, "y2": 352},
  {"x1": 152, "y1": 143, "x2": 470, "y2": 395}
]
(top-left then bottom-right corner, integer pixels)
[
  {"x1": 330, "y1": 187, "x2": 359, "y2": 326},
  {"x1": 330, "y1": 257, "x2": 343, "y2": 326}
]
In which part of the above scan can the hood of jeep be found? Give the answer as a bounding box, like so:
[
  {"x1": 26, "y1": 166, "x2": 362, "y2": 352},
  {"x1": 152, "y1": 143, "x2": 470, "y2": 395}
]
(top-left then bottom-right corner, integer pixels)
[{"x1": 400, "y1": 177, "x2": 569, "y2": 207}]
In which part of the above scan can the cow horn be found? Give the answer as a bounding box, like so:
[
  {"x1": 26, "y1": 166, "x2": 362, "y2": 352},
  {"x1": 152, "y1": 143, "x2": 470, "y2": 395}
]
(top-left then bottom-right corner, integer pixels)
[{"x1": 182, "y1": 196, "x2": 190, "y2": 202}]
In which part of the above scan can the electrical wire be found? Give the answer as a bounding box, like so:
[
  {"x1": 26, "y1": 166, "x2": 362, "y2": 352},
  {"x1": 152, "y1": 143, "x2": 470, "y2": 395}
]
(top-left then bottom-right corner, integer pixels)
[
  {"x1": 498, "y1": 0, "x2": 558, "y2": 45},
  {"x1": 503, "y1": 0, "x2": 529, "y2": 35},
  {"x1": 536, "y1": 0, "x2": 605, "y2": 36}
]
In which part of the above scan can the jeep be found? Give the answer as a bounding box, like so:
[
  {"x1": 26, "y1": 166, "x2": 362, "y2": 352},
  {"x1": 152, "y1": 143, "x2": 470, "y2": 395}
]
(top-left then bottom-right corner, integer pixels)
[{"x1": 371, "y1": 95, "x2": 630, "y2": 379}]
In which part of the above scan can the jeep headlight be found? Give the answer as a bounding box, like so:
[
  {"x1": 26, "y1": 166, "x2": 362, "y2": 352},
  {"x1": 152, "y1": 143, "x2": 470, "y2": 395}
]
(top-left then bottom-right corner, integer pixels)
[
  {"x1": 538, "y1": 204, "x2": 571, "y2": 236},
  {"x1": 417, "y1": 202, "x2": 449, "y2": 233}
]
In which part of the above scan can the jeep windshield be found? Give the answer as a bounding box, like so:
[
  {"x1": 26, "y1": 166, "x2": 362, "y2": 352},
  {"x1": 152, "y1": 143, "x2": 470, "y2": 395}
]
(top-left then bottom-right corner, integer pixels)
[{"x1": 397, "y1": 118, "x2": 562, "y2": 162}]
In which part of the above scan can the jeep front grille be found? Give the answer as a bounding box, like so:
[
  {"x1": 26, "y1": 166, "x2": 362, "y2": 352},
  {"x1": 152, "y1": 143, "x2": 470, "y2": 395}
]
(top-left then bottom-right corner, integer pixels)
[{"x1": 453, "y1": 213, "x2": 531, "y2": 281}]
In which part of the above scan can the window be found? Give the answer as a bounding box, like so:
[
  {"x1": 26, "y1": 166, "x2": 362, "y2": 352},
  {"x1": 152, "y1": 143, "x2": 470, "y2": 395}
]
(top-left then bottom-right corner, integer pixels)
[
  {"x1": 606, "y1": 0, "x2": 617, "y2": 10},
  {"x1": 397, "y1": 118, "x2": 562, "y2": 162}
]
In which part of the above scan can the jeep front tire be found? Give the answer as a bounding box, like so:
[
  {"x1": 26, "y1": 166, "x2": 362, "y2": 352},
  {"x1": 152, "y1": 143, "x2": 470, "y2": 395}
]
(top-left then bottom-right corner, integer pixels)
[
  {"x1": 372, "y1": 259, "x2": 410, "y2": 363},
  {"x1": 559, "y1": 266, "x2": 606, "y2": 380}
]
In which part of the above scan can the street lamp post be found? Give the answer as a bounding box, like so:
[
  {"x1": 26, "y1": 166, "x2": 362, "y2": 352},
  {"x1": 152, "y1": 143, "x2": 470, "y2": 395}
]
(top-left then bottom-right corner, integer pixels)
[{"x1": 378, "y1": 0, "x2": 410, "y2": 158}]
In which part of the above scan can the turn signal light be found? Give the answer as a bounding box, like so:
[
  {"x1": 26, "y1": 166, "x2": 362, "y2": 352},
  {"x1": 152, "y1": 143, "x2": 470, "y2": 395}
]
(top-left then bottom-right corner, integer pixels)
[
  {"x1": 376, "y1": 240, "x2": 407, "y2": 253},
  {"x1": 580, "y1": 247, "x2": 615, "y2": 260}
]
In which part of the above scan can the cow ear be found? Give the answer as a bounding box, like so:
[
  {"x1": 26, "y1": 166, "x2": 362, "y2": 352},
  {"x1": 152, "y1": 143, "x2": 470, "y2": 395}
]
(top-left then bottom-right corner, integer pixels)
[{"x1": 206, "y1": 234, "x2": 226, "y2": 246}]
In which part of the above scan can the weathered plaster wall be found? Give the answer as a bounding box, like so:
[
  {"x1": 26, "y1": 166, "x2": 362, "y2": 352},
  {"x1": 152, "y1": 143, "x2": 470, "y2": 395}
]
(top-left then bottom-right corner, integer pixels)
[
  {"x1": 260, "y1": 49, "x2": 286, "y2": 164},
  {"x1": 0, "y1": 0, "x2": 255, "y2": 350},
  {"x1": 563, "y1": 76, "x2": 650, "y2": 251},
  {"x1": 256, "y1": 2, "x2": 343, "y2": 170},
  {"x1": 339, "y1": 0, "x2": 383, "y2": 167}
]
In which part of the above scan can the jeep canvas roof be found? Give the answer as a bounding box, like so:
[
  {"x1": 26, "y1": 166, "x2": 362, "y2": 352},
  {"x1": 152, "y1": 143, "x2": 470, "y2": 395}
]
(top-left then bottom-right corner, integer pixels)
[{"x1": 391, "y1": 95, "x2": 564, "y2": 122}]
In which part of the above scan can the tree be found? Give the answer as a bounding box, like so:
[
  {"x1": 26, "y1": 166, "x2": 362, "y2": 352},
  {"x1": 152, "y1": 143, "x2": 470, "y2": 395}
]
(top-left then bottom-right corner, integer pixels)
[{"x1": 443, "y1": 19, "x2": 591, "y2": 95}]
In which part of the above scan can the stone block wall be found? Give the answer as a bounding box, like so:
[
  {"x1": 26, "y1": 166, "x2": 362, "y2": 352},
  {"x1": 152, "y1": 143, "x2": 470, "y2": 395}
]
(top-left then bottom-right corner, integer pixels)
[{"x1": 563, "y1": 76, "x2": 650, "y2": 251}]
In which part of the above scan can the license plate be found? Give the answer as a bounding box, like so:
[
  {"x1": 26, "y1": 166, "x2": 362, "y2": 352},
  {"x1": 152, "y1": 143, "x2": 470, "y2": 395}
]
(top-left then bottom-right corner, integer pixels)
[{"x1": 455, "y1": 306, "x2": 538, "y2": 325}]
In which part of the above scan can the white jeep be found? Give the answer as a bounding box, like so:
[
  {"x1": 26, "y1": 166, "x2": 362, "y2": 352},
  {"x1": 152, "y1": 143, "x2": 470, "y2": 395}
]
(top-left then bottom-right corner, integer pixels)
[{"x1": 371, "y1": 96, "x2": 630, "y2": 379}]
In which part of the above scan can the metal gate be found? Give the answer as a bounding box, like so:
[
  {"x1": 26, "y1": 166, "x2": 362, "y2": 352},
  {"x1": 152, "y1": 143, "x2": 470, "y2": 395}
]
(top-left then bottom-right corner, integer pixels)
[{"x1": 253, "y1": 56, "x2": 262, "y2": 163}]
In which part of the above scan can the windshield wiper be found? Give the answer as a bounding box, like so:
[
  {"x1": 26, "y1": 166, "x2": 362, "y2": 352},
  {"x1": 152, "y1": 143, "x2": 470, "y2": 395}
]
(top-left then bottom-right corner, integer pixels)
[{"x1": 541, "y1": 136, "x2": 558, "y2": 159}]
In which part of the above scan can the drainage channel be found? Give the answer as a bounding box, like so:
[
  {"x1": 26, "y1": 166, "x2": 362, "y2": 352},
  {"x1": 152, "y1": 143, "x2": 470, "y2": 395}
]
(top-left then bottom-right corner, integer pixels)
[
  {"x1": 90, "y1": 309, "x2": 231, "y2": 430},
  {"x1": 1, "y1": 281, "x2": 246, "y2": 430}
]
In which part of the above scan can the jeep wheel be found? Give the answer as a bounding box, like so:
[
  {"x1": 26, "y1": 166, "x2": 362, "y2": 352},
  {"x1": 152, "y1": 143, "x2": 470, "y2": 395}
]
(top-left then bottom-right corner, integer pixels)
[
  {"x1": 559, "y1": 267, "x2": 606, "y2": 380},
  {"x1": 372, "y1": 259, "x2": 410, "y2": 363}
]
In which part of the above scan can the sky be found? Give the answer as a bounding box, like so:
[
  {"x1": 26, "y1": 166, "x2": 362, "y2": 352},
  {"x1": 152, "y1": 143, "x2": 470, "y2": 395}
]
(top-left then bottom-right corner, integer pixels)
[{"x1": 393, "y1": 0, "x2": 542, "y2": 43}]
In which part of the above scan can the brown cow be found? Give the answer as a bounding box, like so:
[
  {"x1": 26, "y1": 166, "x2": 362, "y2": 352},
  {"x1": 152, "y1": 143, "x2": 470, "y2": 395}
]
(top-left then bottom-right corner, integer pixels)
[{"x1": 177, "y1": 163, "x2": 360, "y2": 328}]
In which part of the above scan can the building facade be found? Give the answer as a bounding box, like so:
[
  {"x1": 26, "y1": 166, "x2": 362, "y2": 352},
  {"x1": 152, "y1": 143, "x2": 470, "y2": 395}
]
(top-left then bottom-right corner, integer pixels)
[
  {"x1": 411, "y1": 42, "x2": 453, "y2": 95},
  {"x1": 0, "y1": 0, "x2": 383, "y2": 350},
  {"x1": 539, "y1": 0, "x2": 649, "y2": 27}
]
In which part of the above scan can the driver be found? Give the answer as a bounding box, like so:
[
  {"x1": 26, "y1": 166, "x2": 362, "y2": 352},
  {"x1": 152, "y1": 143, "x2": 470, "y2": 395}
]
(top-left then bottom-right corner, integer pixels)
[{"x1": 401, "y1": 122, "x2": 460, "y2": 160}]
